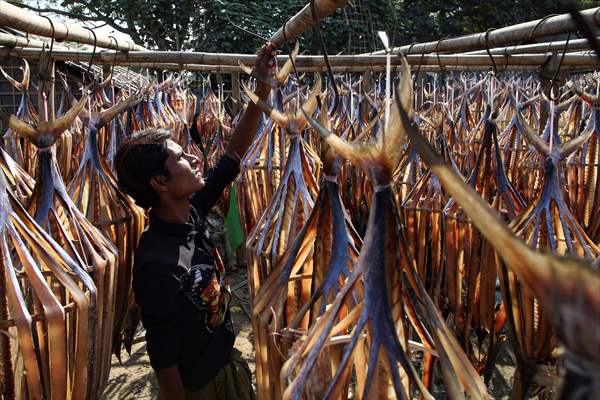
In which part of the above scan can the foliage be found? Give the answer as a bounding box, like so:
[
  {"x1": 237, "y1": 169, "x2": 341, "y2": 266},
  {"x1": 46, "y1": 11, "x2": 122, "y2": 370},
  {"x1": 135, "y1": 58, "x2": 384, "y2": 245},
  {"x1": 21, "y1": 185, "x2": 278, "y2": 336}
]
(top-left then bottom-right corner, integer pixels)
[{"x1": 20, "y1": 0, "x2": 600, "y2": 52}]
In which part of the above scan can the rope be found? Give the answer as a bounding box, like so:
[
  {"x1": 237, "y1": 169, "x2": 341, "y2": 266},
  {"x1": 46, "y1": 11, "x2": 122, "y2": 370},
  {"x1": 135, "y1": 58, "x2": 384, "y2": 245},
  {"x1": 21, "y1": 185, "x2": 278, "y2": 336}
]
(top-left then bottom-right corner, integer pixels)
[
  {"x1": 310, "y1": 0, "x2": 339, "y2": 116},
  {"x1": 222, "y1": 2, "x2": 270, "y2": 42}
]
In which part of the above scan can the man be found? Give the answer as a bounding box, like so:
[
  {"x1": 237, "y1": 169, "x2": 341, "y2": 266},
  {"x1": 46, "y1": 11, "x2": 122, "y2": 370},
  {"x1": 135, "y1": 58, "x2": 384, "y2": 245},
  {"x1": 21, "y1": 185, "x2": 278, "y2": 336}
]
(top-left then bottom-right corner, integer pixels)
[{"x1": 115, "y1": 43, "x2": 275, "y2": 400}]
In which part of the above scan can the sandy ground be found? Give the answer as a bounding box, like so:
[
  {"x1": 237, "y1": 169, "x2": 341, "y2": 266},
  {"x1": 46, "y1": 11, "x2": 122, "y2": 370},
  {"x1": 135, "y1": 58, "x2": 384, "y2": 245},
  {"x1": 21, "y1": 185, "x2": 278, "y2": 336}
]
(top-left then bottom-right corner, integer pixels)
[{"x1": 101, "y1": 269, "x2": 255, "y2": 400}]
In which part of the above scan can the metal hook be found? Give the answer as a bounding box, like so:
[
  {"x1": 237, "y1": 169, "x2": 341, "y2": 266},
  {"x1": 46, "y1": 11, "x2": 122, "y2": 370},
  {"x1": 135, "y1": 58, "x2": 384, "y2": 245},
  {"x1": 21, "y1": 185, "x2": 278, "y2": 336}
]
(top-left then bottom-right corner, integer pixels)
[
  {"x1": 39, "y1": 15, "x2": 56, "y2": 59},
  {"x1": 413, "y1": 52, "x2": 425, "y2": 93},
  {"x1": 528, "y1": 14, "x2": 559, "y2": 43},
  {"x1": 549, "y1": 32, "x2": 571, "y2": 101},
  {"x1": 38, "y1": 15, "x2": 56, "y2": 95},
  {"x1": 108, "y1": 35, "x2": 119, "y2": 78},
  {"x1": 282, "y1": 18, "x2": 302, "y2": 84},
  {"x1": 484, "y1": 28, "x2": 498, "y2": 76},
  {"x1": 407, "y1": 42, "x2": 418, "y2": 56},
  {"x1": 84, "y1": 27, "x2": 98, "y2": 82},
  {"x1": 435, "y1": 39, "x2": 446, "y2": 73}
]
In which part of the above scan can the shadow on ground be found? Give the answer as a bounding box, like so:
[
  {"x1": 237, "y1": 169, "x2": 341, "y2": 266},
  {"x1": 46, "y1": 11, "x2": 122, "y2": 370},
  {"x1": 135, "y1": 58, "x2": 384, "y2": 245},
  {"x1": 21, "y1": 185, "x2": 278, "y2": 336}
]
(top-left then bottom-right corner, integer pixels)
[{"x1": 101, "y1": 269, "x2": 255, "y2": 399}]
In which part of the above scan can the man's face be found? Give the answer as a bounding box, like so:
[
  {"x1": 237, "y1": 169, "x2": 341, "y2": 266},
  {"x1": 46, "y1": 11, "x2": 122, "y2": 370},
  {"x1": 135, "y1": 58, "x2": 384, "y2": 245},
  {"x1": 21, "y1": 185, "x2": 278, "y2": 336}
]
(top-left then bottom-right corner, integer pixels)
[{"x1": 162, "y1": 139, "x2": 204, "y2": 198}]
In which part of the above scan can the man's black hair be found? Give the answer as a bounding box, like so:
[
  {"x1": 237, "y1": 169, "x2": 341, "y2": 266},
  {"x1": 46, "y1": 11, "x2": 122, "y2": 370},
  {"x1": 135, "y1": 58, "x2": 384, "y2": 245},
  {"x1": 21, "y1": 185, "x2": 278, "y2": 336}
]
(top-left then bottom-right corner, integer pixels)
[{"x1": 116, "y1": 128, "x2": 171, "y2": 209}]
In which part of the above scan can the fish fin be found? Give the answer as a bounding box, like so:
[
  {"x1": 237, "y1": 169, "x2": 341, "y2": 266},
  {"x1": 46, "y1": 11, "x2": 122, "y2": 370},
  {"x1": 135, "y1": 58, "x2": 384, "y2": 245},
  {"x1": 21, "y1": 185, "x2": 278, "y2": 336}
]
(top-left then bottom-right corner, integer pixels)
[
  {"x1": 559, "y1": 127, "x2": 594, "y2": 159},
  {"x1": 46, "y1": 92, "x2": 89, "y2": 141},
  {"x1": 303, "y1": 107, "x2": 371, "y2": 168},
  {"x1": 238, "y1": 61, "x2": 254, "y2": 76},
  {"x1": 241, "y1": 81, "x2": 289, "y2": 128},
  {"x1": 382, "y1": 56, "x2": 413, "y2": 170},
  {"x1": 293, "y1": 73, "x2": 321, "y2": 121},
  {"x1": 517, "y1": 110, "x2": 550, "y2": 156},
  {"x1": 0, "y1": 108, "x2": 36, "y2": 139},
  {"x1": 276, "y1": 41, "x2": 300, "y2": 84}
]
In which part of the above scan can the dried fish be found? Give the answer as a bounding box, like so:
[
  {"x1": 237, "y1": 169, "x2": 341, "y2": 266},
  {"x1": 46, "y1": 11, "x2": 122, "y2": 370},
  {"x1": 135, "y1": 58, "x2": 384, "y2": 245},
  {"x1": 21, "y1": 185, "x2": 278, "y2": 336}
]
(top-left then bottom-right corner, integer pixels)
[{"x1": 303, "y1": 57, "x2": 489, "y2": 399}]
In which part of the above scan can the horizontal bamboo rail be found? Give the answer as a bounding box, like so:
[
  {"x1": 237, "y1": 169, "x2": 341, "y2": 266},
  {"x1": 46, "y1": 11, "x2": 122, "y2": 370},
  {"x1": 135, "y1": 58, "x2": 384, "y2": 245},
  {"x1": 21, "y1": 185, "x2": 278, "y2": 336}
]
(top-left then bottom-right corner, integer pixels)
[
  {"x1": 0, "y1": 31, "x2": 69, "y2": 50},
  {"x1": 269, "y1": 0, "x2": 348, "y2": 48},
  {"x1": 368, "y1": 8, "x2": 600, "y2": 55},
  {"x1": 464, "y1": 37, "x2": 595, "y2": 55},
  {"x1": 93, "y1": 62, "x2": 592, "y2": 74},
  {"x1": 0, "y1": 1, "x2": 145, "y2": 51},
  {"x1": 1, "y1": 47, "x2": 598, "y2": 68}
]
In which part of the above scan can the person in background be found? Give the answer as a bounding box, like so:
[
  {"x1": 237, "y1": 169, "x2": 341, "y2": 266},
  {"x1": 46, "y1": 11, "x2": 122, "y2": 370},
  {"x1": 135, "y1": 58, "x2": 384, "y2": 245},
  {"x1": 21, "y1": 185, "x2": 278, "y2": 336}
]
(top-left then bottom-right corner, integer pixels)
[{"x1": 115, "y1": 43, "x2": 275, "y2": 400}]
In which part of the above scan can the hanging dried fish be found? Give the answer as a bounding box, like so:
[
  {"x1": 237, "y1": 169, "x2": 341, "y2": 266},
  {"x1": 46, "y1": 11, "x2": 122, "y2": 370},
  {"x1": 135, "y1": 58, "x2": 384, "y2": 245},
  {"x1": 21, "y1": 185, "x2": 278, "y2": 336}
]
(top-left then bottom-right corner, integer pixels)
[
  {"x1": 566, "y1": 82, "x2": 600, "y2": 243},
  {"x1": 242, "y1": 75, "x2": 321, "y2": 398},
  {"x1": 443, "y1": 106, "x2": 525, "y2": 377},
  {"x1": 498, "y1": 91, "x2": 538, "y2": 192},
  {"x1": 491, "y1": 105, "x2": 600, "y2": 396},
  {"x1": 237, "y1": 112, "x2": 284, "y2": 237},
  {"x1": 68, "y1": 90, "x2": 146, "y2": 362},
  {"x1": 303, "y1": 57, "x2": 489, "y2": 399},
  {"x1": 399, "y1": 92, "x2": 600, "y2": 400},
  {"x1": 254, "y1": 98, "x2": 363, "y2": 399},
  {"x1": 0, "y1": 171, "x2": 95, "y2": 400},
  {"x1": 54, "y1": 72, "x2": 85, "y2": 183},
  {"x1": 1, "y1": 91, "x2": 119, "y2": 398},
  {"x1": 0, "y1": 60, "x2": 38, "y2": 176},
  {"x1": 244, "y1": 76, "x2": 322, "y2": 293}
]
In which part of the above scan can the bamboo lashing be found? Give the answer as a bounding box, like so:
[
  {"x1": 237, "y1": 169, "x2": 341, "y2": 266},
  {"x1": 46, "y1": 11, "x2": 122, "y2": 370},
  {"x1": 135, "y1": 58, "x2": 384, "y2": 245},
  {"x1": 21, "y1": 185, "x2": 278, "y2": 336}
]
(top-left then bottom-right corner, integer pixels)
[
  {"x1": 0, "y1": 0, "x2": 145, "y2": 51},
  {"x1": 269, "y1": 0, "x2": 348, "y2": 48},
  {"x1": 369, "y1": 8, "x2": 600, "y2": 55}
]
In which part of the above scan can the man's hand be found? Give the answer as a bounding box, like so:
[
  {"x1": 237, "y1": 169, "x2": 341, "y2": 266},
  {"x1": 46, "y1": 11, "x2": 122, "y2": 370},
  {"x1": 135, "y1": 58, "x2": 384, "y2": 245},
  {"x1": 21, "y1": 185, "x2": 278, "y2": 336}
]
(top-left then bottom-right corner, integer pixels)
[
  {"x1": 253, "y1": 42, "x2": 276, "y2": 98},
  {"x1": 224, "y1": 41, "x2": 276, "y2": 161}
]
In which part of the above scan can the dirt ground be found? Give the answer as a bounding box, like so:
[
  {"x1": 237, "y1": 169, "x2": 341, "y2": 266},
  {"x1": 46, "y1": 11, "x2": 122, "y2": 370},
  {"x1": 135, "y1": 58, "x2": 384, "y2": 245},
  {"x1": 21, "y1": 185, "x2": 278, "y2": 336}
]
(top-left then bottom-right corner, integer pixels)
[
  {"x1": 100, "y1": 266, "x2": 560, "y2": 399},
  {"x1": 99, "y1": 213, "x2": 557, "y2": 399},
  {"x1": 100, "y1": 269, "x2": 255, "y2": 400},
  {"x1": 99, "y1": 275, "x2": 517, "y2": 400}
]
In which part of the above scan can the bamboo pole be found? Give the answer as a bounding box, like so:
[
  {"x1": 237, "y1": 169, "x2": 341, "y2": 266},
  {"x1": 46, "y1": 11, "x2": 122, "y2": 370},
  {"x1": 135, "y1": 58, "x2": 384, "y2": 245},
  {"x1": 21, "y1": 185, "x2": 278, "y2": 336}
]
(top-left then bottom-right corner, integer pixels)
[
  {"x1": 2, "y1": 47, "x2": 599, "y2": 68},
  {"x1": 269, "y1": 0, "x2": 348, "y2": 48},
  {"x1": 0, "y1": 1, "x2": 145, "y2": 51},
  {"x1": 111, "y1": 63, "x2": 596, "y2": 74},
  {"x1": 369, "y1": 8, "x2": 600, "y2": 55},
  {"x1": 464, "y1": 37, "x2": 595, "y2": 55},
  {"x1": 0, "y1": 31, "x2": 69, "y2": 50},
  {"x1": 67, "y1": 63, "x2": 586, "y2": 73}
]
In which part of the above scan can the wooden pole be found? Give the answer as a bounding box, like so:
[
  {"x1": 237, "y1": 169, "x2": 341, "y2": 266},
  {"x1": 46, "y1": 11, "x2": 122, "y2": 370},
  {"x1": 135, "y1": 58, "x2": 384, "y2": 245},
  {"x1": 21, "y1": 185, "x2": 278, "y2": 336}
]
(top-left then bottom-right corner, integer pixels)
[
  {"x1": 464, "y1": 37, "x2": 595, "y2": 55},
  {"x1": 269, "y1": 0, "x2": 348, "y2": 48},
  {"x1": 369, "y1": 8, "x2": 600, "y2": 55},
  {"x1": 2, "y1": 47, "x2": 598, "y2": 68},
  {"x1": 0, "y1": 1, "x2": 145, "y2": 51}
]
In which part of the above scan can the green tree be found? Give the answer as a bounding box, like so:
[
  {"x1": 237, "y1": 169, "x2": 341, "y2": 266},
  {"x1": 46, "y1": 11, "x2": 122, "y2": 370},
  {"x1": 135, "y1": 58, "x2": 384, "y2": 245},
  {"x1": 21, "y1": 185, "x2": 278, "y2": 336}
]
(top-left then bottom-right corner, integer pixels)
[{"x1": 12, "y1": 0, "x2": 600, "y2": 52}]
